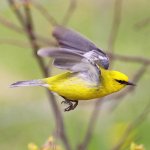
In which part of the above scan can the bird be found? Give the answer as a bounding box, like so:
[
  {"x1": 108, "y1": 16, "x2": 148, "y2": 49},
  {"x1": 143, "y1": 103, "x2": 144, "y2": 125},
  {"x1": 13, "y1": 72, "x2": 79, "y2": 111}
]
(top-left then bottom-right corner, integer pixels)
[{"x1": 10, "y1": 25, "x2": 135, "y2": 111}]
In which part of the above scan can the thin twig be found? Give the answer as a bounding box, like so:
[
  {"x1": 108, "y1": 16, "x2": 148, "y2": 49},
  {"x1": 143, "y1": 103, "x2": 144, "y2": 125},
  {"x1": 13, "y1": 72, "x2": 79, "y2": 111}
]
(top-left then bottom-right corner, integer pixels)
[
  {"x1": 108, "y1": 0, "x2": 123, "y2": 55},
  {"x1": 31, "y1": 0, "x2": 58, "y2": 26},
  {"x1": 0, "y1": 38, "x2": 30, "y2": 48},
  {"x1": 0, "y1": 14, "x2": 23, "y2": 33},
  {"x1": 77, "y1": 100, "x2": 103, "y2": 150},
  {"x1": 62, "y1": 0, "x2": 77, "y2": 26},
  {"x1": 107, "y1": 52, "x2": 150, "y2": 65},
  {"x1": 8, "y1": 0, "x2": 25, "y2": 26},
  {"x1": 0, "y1": 15, "x2": 54, "y2": 45},
  {"x1": 111, "y1": 101, "x2": 150, "y2": 150},
  {"x1": 135, "y1": 17, "x2": 150, "y2": 29}
]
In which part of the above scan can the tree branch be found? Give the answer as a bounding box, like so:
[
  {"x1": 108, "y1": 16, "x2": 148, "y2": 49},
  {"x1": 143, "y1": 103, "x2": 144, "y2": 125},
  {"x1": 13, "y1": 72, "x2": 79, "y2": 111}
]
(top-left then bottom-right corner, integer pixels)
[
  {"x1": 8, "y1": 1, "x2": 72, "y2": 150},
  {"x1": 23, "y1": 1, "x2": 71, "y2": 150}
]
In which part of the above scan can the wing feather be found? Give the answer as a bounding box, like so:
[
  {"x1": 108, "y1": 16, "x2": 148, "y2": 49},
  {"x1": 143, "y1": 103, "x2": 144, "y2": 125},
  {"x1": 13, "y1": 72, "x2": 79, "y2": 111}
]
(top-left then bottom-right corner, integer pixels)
[
  {"x1": 53, "y1": 26, "x2": 109, "y2": 69},
  {"x1": 38, "y1": 26, "x2": 110, "y2": 85},
  {"x1": 53, "y1": 25, "x2": 97, "y2": 52},
  {"x1": 38, "y1": 47, "x2": 100, "y2": 85}
]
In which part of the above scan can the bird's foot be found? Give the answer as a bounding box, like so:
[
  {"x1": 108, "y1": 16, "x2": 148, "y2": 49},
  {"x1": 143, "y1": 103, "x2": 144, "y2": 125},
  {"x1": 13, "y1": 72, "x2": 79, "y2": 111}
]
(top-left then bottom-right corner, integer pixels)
[{"x1": 61, "y1": 99, "x2": 78, "y2": 111}]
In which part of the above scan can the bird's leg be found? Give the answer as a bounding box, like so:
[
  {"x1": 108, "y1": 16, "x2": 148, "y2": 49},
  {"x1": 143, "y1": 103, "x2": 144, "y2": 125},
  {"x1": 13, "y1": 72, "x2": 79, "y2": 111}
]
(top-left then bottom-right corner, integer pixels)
[{"x1": 61, "y1": 97, "x2": 78, "y2": 111}]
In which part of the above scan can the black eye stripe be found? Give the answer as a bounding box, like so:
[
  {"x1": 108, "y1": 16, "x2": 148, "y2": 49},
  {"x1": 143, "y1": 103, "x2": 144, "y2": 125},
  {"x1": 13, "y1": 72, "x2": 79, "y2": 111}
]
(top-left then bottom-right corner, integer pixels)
[{"x1": 115, "y1": 79, "x2": 127, "y2": 84}]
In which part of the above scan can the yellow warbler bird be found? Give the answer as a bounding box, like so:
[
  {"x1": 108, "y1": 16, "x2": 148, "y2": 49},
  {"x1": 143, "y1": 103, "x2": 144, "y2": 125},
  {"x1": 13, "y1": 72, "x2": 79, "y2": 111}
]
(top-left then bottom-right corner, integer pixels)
[{"x1": 10, "y1": 26, "x2": 135, "y2": 111}]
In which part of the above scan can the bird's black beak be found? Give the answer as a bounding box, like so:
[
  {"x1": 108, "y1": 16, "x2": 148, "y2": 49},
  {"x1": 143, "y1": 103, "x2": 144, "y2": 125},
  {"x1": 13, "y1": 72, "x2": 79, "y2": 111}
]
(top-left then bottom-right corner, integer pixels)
[{"x1": 126, "y1": 81, "x2": 136, "y2": 86}]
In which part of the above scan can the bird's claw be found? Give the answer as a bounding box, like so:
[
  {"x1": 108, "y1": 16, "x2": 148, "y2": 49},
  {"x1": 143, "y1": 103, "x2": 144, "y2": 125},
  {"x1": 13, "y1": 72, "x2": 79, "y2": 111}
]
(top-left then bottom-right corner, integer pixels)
[
  {"x1": 64, "y1": 104, "x2": 75, "y2": 112},
  {"x1": 61, "y1": 99, "x2": 78, "y2": 112}
]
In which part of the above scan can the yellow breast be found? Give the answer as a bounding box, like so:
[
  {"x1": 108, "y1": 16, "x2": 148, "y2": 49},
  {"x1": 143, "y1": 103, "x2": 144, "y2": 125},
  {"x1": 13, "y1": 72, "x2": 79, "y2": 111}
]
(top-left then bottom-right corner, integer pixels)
[
  {"x1": 43, "y1": 67, "x2": 126, "y2": 100},
  {"x1": 44, "y1": 71, "x2": 108, "y2": 100}
]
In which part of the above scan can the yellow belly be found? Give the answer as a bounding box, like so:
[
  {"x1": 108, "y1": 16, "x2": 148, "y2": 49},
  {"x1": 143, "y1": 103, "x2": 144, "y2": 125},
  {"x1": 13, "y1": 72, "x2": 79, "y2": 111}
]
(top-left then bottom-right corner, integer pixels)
[{"x1": 44, "y1": 72, "x2": 108, "y2": 100}]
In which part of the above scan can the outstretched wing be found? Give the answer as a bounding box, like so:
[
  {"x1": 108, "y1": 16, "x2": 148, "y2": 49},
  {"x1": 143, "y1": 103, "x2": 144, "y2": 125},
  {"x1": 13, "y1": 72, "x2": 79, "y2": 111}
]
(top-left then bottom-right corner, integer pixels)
[
  {"x1": 53, "y1": 25, "x2": 109, "y2": 69},
  {"x1": 38, "y1": 26, "x2": 110, "y2": 85},
  {"x1": 38, "y1": 48, "x2": 100, "y2": 85}
]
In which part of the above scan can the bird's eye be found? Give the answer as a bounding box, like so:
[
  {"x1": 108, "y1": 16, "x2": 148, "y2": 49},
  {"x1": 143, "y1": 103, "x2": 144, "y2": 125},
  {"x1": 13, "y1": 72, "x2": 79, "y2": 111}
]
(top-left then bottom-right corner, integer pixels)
[{"x1": 115, "y1": 79, "x2": 127, "y2": 84}]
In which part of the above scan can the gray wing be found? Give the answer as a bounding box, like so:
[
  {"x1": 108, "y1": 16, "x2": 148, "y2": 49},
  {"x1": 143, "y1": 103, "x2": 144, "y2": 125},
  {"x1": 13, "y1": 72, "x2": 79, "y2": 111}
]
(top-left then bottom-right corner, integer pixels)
[
  {"x1": 38, "y1": 48, "x2": 100, "y2": 85},
  {"x1": 53, "y1": 25, "x2": 109, "y2": 69}
]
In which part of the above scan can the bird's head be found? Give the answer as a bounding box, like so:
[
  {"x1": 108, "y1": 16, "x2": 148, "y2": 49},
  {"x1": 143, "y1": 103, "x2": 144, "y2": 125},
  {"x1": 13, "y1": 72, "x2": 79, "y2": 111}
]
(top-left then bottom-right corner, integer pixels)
[{"x1": 108, "y1": 70, "x2": 135, "y2": 92}]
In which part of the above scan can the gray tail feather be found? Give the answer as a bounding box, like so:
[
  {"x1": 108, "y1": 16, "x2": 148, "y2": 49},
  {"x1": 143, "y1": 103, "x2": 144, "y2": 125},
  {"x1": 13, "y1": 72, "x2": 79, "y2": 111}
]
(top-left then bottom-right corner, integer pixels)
[{"x1": 10, "y1": 79, "x2": 45, "y2": 88}]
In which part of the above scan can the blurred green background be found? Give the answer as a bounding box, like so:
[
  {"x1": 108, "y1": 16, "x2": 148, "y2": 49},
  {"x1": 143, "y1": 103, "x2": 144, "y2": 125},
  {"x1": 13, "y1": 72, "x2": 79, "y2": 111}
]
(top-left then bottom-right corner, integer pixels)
[{"x1": 0, "y1": 0, "x2": 150, "y2": 149}]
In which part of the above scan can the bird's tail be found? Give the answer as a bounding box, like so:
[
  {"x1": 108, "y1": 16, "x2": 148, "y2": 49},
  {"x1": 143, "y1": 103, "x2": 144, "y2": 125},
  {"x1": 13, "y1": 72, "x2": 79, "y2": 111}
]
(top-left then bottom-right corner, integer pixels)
[{"x1": 10, "y1": 79, "x2": 46, "y2": 88}]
